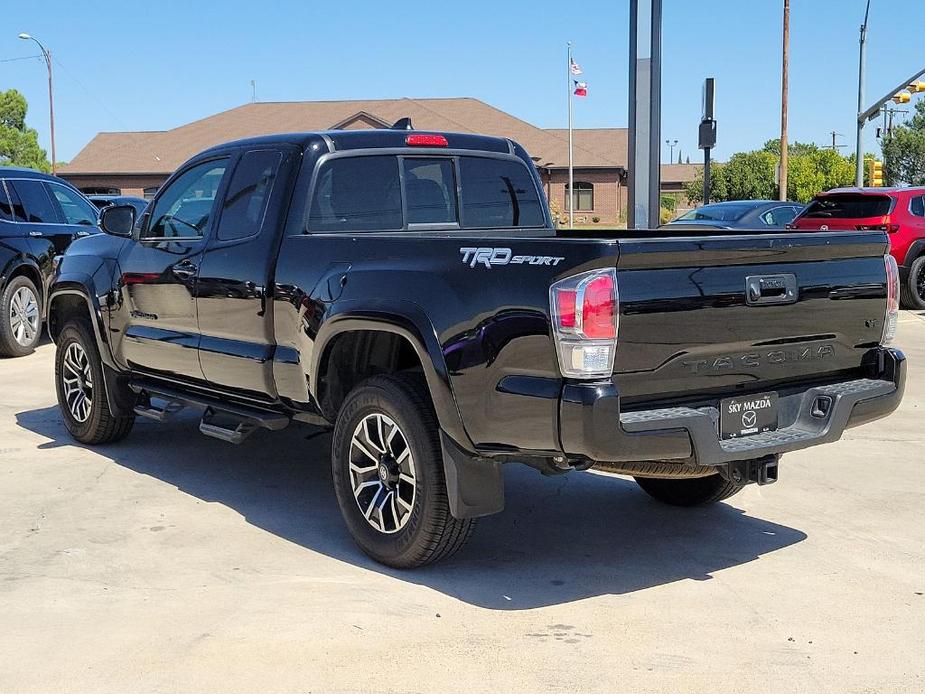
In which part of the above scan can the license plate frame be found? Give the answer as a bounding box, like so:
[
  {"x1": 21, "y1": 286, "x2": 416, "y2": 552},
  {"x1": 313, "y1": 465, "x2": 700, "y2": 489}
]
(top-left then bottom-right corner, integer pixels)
[{"x1": 720, "y1": 392, "x2": 779, "y2": 440}]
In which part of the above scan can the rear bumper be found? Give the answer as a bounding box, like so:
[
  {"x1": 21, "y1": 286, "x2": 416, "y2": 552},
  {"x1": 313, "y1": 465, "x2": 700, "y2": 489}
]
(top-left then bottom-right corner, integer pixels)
[{"x1": 559, "y1": 348, "x2": 906, "y2": 466}]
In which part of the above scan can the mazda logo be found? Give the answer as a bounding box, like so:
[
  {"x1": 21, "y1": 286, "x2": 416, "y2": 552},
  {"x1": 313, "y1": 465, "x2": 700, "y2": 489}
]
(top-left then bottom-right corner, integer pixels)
[
  {"x1": 820, "y1": 224, "x2": 829, "y2": 230},
  {"x1": 742, "y1": 411, "x2": 757, "y2": 428}
]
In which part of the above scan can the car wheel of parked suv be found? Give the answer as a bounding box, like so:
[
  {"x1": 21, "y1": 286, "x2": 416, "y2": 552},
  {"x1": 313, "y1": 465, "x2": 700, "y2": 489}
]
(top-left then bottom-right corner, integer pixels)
[
  {"x1": 331, "y1": 373, "x2": 474, "y2": 568},
  {"x1": 902, "y1": 256, "x2": 925, "y2": 310},
  {"x1": 634, "y1": 473, "x2": 745, "y2": 506},
  {"x1": 55, "y1": 321, "x2": 135, "y2": 444},
  {"x1": 0, "y1": 275, "x2": 43, "y2": 358}
]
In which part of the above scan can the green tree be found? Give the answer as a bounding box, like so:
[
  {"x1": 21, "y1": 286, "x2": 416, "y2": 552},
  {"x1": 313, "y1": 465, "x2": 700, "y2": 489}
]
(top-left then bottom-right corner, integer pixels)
[
  {"x1": 685, "y1": 139, "x2": 856, "y2": 204},
  {"x1": 882, "y1": 99, "x2": 925, "y2": 186},
  {"x1": 0, "y1": 89, "x2": 50, "y2": 172}
]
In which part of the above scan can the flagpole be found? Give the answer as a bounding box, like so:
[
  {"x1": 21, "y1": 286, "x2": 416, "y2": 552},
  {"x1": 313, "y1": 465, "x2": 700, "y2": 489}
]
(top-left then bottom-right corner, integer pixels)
[{"x1": 567, "y1": 42, "x2": 574, "y2": 229}]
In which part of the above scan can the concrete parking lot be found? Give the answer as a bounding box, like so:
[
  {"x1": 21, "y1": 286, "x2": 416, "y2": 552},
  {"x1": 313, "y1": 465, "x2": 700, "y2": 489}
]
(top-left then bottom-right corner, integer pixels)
[{"x1": 1, "y1": 315, "x2": 923, "y2": 694}]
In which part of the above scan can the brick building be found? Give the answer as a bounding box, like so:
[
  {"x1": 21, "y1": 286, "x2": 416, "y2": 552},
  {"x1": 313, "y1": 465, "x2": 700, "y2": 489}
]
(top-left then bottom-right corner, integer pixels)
[{"x1": 60, "y1": 98, "x2": 700, "y2": 225}]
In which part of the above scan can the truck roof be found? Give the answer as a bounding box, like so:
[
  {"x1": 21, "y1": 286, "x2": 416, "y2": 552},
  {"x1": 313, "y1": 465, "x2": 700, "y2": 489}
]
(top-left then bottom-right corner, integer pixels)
[{"x1": 198, "y1": 129, "x2": 515, "y2": 158}]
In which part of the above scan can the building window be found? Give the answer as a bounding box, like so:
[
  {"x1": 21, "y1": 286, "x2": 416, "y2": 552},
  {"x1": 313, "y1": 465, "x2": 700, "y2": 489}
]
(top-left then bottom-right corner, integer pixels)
[
  {"x1": 565, "y1": 181, "x2": 594, "y2": 211},
  {"x1": 143, "y1": 187, "x2": 159, "y2": 201}
]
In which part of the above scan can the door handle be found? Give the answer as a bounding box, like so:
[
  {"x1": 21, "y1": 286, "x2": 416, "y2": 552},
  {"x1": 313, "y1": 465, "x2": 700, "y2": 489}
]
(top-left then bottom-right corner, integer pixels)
[
  {"x1": 171, "y1": 261, "x2": 198, "y2": 279},
  {"x1": 29, "y1": 231, "x2": 42, "y2": 237}
]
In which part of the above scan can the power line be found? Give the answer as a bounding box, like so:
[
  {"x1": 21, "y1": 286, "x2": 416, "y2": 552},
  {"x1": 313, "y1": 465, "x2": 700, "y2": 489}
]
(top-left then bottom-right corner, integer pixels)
[
  {"x1": 0, "y1": 54, "x2": 43, "y2": 64},
  {"x1": 50, "y1": 54, "x2": 128, "y2": 129}
]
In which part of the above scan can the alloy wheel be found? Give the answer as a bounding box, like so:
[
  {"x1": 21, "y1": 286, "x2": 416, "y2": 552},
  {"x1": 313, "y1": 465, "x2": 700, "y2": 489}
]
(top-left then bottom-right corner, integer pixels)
[
  {"x1": 917, "y1": 262, "x2": 925, "y2": 301},
  {"x1": 61, "y1": 342, "x2": 93, "y2": 422},
  {"x1": 9, "y1": 286, "x2": 39, "y2": 347},
  {"x1": 349, "y1": 413, "x2": 417, "y2": 534}
]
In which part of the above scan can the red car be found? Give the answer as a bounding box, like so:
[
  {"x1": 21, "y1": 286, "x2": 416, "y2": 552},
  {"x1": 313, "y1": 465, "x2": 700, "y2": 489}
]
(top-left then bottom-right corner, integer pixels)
[{"x1": 791, "y1": 187, "x2": 925, "y2": 309}]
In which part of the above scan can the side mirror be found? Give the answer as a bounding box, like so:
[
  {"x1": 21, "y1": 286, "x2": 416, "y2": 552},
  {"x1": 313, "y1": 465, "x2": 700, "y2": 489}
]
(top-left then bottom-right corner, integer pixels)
[{"x1": 100, "y1": 204, "x2": 135, "y2": 237}]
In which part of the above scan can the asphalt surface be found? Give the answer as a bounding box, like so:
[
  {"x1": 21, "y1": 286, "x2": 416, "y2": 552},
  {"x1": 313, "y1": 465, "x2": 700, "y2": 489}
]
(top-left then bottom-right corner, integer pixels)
[{"x1": 1, "y1": 314, "x2": 923, "y2": 693}]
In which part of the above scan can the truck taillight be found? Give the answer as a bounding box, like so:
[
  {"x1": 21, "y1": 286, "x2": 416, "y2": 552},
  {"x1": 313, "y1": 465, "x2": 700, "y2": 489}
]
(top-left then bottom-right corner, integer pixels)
[
  {"x1": 882, "y1": 254, "x2": 899, "y2": 346},
  {"x1": 550, "y1": 269, "x2": 618, "y2": 378}
]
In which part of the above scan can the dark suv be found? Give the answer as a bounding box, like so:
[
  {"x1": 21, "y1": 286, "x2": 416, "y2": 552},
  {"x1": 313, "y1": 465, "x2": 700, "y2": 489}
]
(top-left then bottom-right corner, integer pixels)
[{"x1": 0, "y1": 167, "x2": 99, "y2": 356}]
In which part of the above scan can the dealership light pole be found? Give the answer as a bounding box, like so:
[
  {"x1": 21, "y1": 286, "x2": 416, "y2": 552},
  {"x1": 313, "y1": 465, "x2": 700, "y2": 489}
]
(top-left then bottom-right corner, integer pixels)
[
  {"x1": 627, "y1": 0, "x2": 662, "y2": 229},
  {"x1": 18, "y1": 32, "x2": 56, "y2": 174}
]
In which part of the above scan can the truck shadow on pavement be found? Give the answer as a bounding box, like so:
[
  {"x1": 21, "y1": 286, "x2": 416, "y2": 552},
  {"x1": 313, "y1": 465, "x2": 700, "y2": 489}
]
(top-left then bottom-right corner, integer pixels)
[{"x1": 17, "y1": 406, "x2": 807, "y2": 610}]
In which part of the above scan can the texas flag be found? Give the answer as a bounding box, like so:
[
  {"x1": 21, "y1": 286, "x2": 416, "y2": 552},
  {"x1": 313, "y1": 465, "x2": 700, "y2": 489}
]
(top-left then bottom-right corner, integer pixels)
[
  {"x1": 569, "y1": 57, "x2": 583, "y2": 76},
  {"x1": 573, "y1": 81, "x2": 588, "y2": 97}
]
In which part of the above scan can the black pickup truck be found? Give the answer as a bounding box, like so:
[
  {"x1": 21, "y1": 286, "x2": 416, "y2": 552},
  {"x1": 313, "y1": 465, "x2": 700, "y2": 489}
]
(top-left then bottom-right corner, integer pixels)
[{"x1": 48, "y1": 128, "x2": 905, "y2": 568}]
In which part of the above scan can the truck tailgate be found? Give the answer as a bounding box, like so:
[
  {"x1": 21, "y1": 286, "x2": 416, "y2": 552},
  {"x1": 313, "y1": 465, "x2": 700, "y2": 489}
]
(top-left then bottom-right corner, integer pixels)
[{"x1": 613, "y1": 231, "x2": 890, "y2": 405}]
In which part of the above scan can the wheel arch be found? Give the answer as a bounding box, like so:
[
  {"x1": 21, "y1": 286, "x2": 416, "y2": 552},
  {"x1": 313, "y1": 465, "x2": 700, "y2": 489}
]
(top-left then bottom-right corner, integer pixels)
[
  {"x1": 311, "y1": 308, "x2": 473, "y2": 451},
  {"x1": 47, "y1": 281, "x2": 116, "y2": 370},
  {"x1": 902, "y1": 239, "x2": 925, "y2": 268},
  {"x1": 2, "y1": 258, "x2": 46, "y2": 314},
  {"x1": 49, "y1": 283, "x2": 135, "y2": 417}
]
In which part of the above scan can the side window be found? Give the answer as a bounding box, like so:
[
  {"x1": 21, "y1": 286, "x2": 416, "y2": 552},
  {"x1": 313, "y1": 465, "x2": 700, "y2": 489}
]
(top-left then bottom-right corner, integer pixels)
[
  {"x1": 459, "y1": 157, "x2": 545, "y2": 228},
  {"x1": 0, "y1": 181, "x2": 13, "y2": 222},
  {"x1": 216, "y1": 150, "x2": 283, "y2": 241},
  {"x1": 144, "y1": 160, "x2": 228, "y2": 239},
  {"x1": 308, "y1": 156, "x2": 402, "y2": 231},
  {"x1": 403, "y1": 158, "x2": 457, "y2": 226},
  {"x1": 911, "y1": 196, "x2": 925, "y2": 218},
  {"x1": 776, "y1": 206, "x2": 799, "y2": 225},
  {"x1": 762, "y1": 206, "x2": 798, "y2": 226},
  {"x1": 47, "y1": 184, "x2": 98, "y2": 226},
  {"x1": 8, "y1": 179, "x2": 62, "y2": 224}
]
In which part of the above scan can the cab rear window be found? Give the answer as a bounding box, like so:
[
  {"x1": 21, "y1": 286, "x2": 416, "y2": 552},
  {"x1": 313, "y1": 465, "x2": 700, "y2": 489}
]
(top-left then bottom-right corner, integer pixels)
[
  {"x1": 307, "y1": 154, "x2": 545, "y2": 232},
  {"x1": 802, "y1": 194, "x2": 893, "y2": 219},
  {"x1": 459, "y1": 157, "x2": 545, "y2": 228}
]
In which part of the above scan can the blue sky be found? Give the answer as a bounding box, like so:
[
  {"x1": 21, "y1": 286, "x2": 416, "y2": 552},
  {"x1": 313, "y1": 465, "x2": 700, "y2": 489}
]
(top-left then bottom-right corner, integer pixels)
[{"x1": 1, "y1": 0, "x2": 922, "y2": 164}]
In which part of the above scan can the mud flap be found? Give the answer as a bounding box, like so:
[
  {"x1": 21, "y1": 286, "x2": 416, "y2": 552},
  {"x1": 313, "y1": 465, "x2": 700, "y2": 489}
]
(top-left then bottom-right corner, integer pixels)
[{"x1": 440, "y1": 432, "x2": 504, "y2": 519}]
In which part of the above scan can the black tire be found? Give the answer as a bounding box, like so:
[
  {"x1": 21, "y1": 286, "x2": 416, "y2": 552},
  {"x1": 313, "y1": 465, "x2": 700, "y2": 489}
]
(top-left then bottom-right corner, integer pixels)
[
  {"x1": 634, "y1": 472, "x2": 744, "y2": 507},
  {"x1": 0, "y1": 275, "x2": 42, "y2": 357},
  {"x1": 55, "y1": 321, "x2": 135, "y2": 444},
  {"x1": 901, "y1": 255, "x2": 925, "y2": 310},
  {"x1": 331, "y1": 373, "x2": 474, "y2": 568}
]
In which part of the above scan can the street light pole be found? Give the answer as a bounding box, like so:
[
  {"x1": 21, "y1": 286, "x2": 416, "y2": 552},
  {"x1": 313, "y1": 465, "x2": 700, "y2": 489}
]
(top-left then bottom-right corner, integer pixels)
[
  {"x1": 18, "y1": 33, "x2": 56, "y2": 174},
  {"x1": 665, "y1": 139, "x2": 677, "y2": 164},
  {"x1": 855, "y1": 0, "x2": 871, "y2": 187}
]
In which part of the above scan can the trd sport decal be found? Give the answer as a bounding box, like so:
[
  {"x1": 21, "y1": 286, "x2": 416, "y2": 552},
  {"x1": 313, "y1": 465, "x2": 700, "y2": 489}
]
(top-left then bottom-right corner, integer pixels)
[{"x1": 459, "y1": 247, "x2": 564, "y2": 269}]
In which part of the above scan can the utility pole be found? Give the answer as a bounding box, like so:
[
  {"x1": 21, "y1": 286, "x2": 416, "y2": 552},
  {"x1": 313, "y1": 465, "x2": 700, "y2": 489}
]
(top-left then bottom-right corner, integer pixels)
[
  {"x1": 855, "y1": 0, "x2": 871, "y2": 186},
  {"x1": 829, "y1": 131, "x2": 845, "y2": 151},
  {"x1": 779, "y1": 0, "x2": 790, "y2": 201}
]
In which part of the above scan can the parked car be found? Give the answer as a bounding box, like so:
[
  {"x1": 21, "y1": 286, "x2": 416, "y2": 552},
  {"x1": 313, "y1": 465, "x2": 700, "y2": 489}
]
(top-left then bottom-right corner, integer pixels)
[
  {"x1": 0, "y1": 167, "x2": 99, "y2": 357},
  {"x1": 667, "y1": 200, "x2": 804, "y2": 229},
  {"x1": 88, "y1": 194, "x2": 149, "y2": 219},
  {"x1": 791, "y1": 187, "x2": 925, "y2": 309},
  {"x1": 49, "y1": 130, "x2": 904, "y2": 567}
]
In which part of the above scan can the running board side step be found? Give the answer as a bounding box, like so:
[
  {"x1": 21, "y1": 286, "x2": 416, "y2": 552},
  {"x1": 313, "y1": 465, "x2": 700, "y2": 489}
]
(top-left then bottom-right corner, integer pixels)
[
  {"x1": 128, "y1": 380, "x2": 290, "y2": 444},
  {"x1": 134, "y1": 398, "x2": 185, "y2": 422}
]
